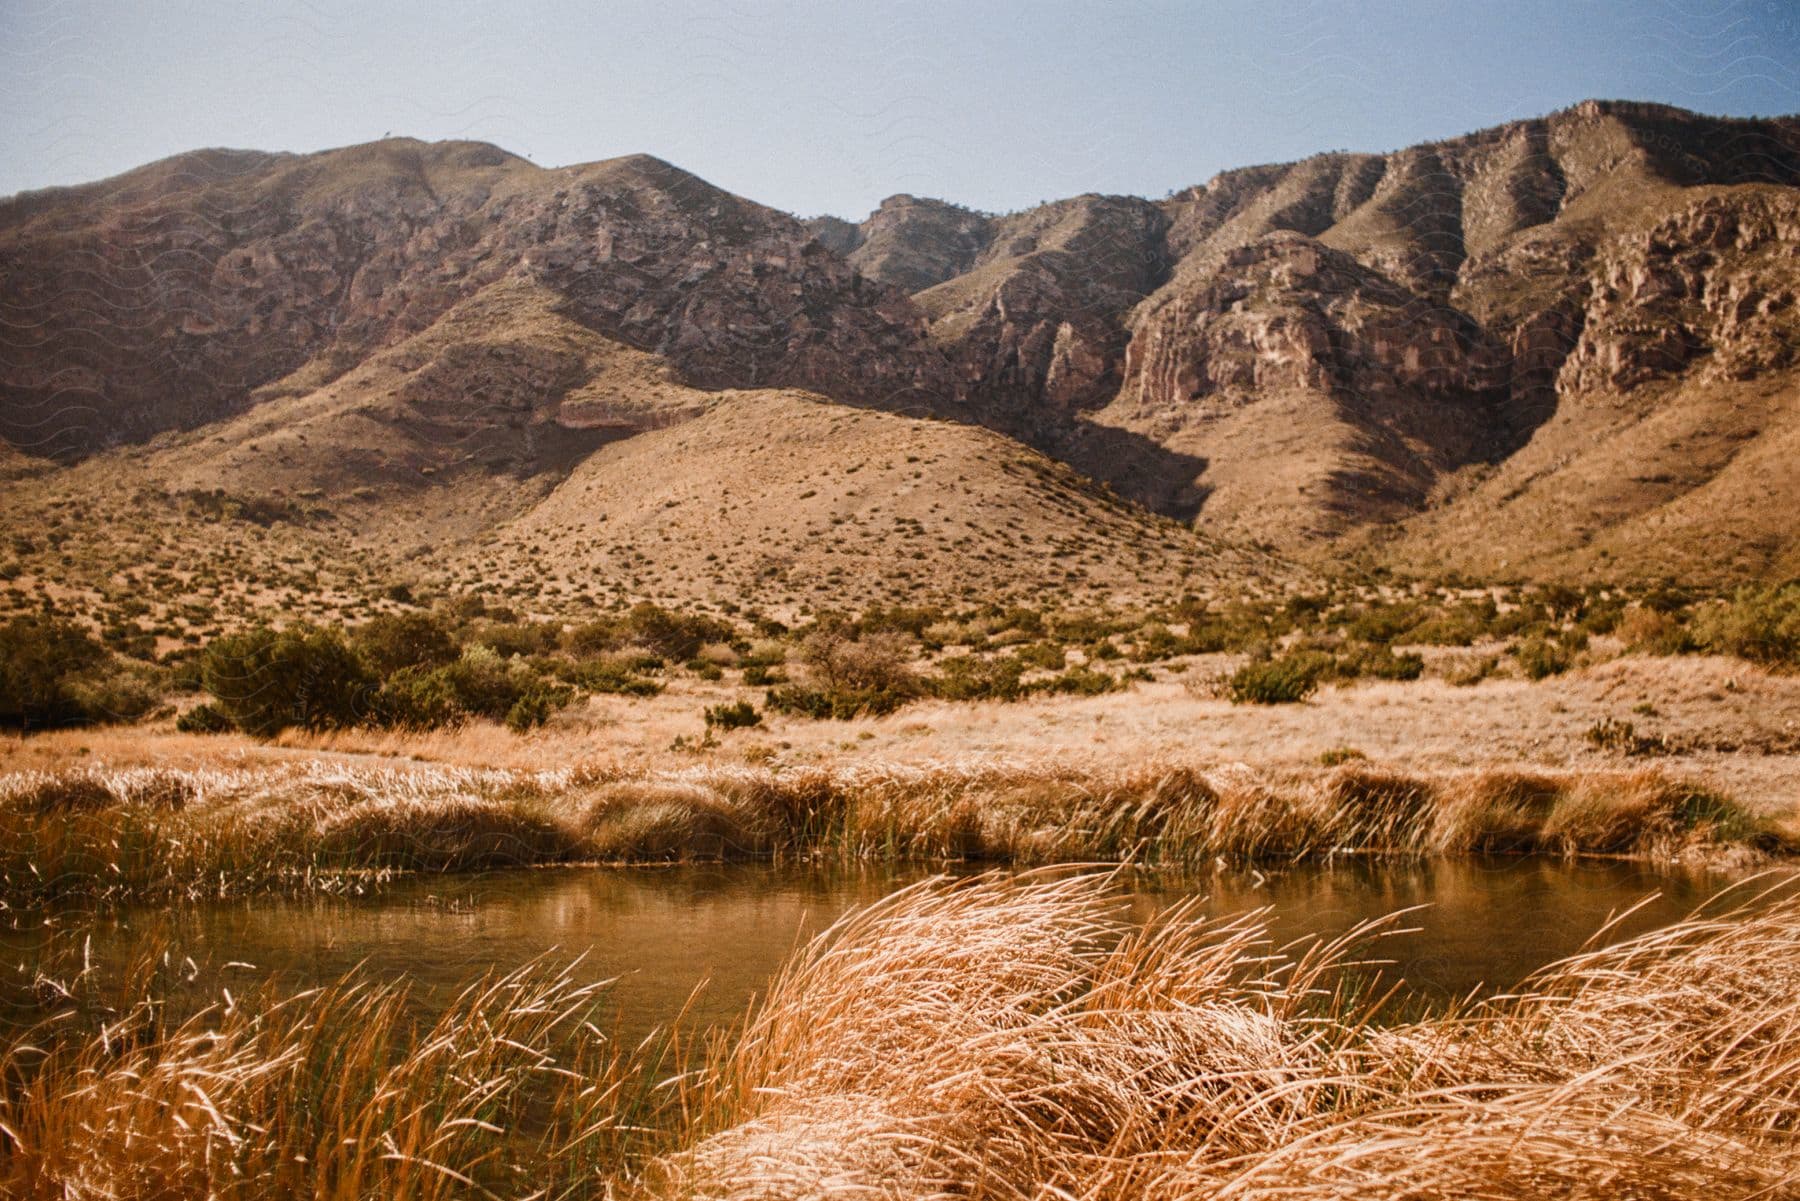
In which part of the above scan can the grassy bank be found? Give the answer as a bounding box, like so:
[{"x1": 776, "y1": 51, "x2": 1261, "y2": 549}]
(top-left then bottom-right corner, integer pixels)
[
  {"x1": 0, "y1": 758, "x2": 1783, "y2": 910},
  {"x1": 6, "y1": 870, "x2": 1800, "y2": 1197}
]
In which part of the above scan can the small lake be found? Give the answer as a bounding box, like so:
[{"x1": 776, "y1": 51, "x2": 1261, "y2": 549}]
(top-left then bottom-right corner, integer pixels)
[{"x1": 0, "y1": 857, "x2": 1765, "y2": 1038}]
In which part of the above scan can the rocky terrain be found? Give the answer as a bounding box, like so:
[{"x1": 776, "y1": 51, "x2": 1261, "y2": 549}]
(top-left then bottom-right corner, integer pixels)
[
  {"x1": 4, "y1": 99, "x2": 1800, "y2": 615},
  {"x1": 0, "y1": 141, "x2": 954, "y2": 459}
]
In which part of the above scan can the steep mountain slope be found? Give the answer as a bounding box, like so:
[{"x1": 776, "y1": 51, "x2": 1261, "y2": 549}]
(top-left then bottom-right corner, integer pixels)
[
  {"x1": 0, "y1": 139, "x2": 952, "y2": 458},
  {"x1": 1374, "y1": 187, "x2": 1800, "y2": 581},
  {"x1": 824, "y1": 100, "x2": 1800, "y2": 576}
]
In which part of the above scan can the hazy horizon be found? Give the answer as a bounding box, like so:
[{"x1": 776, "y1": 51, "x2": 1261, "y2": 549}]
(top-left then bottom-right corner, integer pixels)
[{"x1": 4, "y1": 0, "x2": 1798, "y2": 218}]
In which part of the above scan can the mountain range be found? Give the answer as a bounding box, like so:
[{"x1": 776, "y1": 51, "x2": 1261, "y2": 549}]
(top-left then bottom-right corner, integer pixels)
[{"x1": 4, "y1": 99, "x2": 1798, "y2": 623}]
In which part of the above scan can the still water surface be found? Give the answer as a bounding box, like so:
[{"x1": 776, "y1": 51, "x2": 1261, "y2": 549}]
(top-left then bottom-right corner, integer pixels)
[{"x1": 2, "y1": 858, "x2": 1762, "y2": 1036}]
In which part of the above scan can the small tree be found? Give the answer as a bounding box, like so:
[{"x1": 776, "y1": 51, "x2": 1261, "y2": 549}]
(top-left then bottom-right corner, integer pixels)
[
  {"x1": 0, "y1": 615, "x2": 108, "y2": 728},
  {"x1": 352, "y1": 611, "x2": 458, "y2": 676},
  {"x1": 201, "y1": 625, "x2": 375, "y2": 737}
]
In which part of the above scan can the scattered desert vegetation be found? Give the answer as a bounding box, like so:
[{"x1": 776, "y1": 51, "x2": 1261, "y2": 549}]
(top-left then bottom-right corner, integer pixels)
[
  {"x1": 7, "y1": 581, "x2": 1800, "y2": 742},
  {"x1": 7, "y1": 869, "x2": 1800, "y2": 1198}
]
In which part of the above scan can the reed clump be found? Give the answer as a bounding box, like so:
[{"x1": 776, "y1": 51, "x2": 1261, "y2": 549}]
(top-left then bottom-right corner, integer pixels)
[
  {"x1": 7, "y1": 871, "x2": 1800, "y2": 1197},
  {"x1": 0, "y1": 953, "x2": 689, "y2": 1200},
  {"x1": 641, "y1": 871, "x2": 1800, "y2": 1199},
  {"x1": 0, "y1": 759, "x2": 1782, "y2": 910}
]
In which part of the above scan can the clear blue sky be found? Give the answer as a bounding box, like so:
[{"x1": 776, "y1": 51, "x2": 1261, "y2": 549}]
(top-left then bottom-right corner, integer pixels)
[{"x1": 3, "y1": 0, "x2": 1797, "y2": 217}]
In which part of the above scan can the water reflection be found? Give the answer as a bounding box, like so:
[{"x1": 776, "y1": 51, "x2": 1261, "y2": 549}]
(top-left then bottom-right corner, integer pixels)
[{"x1": 0, "y1": 858, "x2": 1763, "y2": 1038}]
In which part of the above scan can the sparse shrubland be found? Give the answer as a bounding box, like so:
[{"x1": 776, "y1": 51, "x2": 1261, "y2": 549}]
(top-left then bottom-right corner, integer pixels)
[
  {"x1": 9, "y1": 581, "x2": 1800, "y2": 737},
  {"x1": 766, "y1": 625, "x2": 924, "y2": 719}
]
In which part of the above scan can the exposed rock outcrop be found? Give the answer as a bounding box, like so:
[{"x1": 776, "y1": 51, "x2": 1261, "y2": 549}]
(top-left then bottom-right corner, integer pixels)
[
  {"x1": 827, "y1": 194, "x2": 994, "y2": 293},
  {"x1": 0, "y1": 142, "x2": 954, "y2": 457}
]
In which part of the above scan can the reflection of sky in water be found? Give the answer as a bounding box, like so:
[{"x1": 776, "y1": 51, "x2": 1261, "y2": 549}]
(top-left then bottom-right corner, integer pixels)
[{"x1": 1, "y1": 860, "x2": 1769, "y2": 1039}]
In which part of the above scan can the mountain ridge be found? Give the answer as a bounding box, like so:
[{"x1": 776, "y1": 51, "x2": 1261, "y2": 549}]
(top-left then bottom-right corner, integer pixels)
[{"x1": 4, "y1": 98, "x2": 1800, "y2": 605}]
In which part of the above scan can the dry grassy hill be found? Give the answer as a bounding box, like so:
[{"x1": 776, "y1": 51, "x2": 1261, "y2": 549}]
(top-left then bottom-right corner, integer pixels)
[
  {"x1": 0, "y1": 274, "x2": 1278, "y2": 639},
  {"x1": 468, "y1": 390, "x2": 1271, "y2": 614}
]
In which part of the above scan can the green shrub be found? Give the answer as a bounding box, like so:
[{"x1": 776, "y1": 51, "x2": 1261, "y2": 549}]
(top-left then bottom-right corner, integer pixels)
[
  {"x1": 504, "y1": 688, "x2": 563, "y2": 733},
  {"x1": 1224, "y1": 650, "x2": 1335, "y2": 704},
  {"x1": 1049, "y1": 612, "x2": 1129, "y2": 644},
  {"x1": 435, "y1": 646, "x2": 562, "y2": 722},
  {"x1": 1180, "y1": 603, "x2": 1282, "y2": 653},
  {"x1": 1339, "y1": 644, "x2": 1425, "y2": 681},
  {"x1": 470, "y1": 620, "x2": 561, "y2": 659},
  {"x1": 62, "y1": 664, "x2": 163, "y2": 724},
  {"x1": 624, "y1": 603, "x2": 735, "y2": 661},
  {"x1": 1696, "y1": 586, "x2": 1800, "y2": 667},
  {"x1": 1578, "y1": 598, "x2": 1626, "y2": 636},
  {"x1": 563, "y1": 617, "x2": 624, "y2": 658},
  {"x1": 175, "y1": 702, "x2": 235, "y2": 734},
  {"x1": 1618, "y1": 607, "x2": 1694, "y2": 656},
  {"x1": 763, "y1": 686, "x2": 836, "y2": 720},
  {"x1": 1446, "y1": 654, "x2": 1499, "y2": 687},
  {"x1": 1404, "y1": 598, "x2": 1497, "y2": 646},
  {"x1": 200, "y1": 625, "x2": 375, "y2": 737},
  {"x1": 738, "y1": 640, "x2": 787, "y2": 668},
  {"x1": 1130, "y1": 624, "x2": 1184, "y2": 662},
  {"x1": 372, "y1": 666, "x2": 463, "y2": 729},
  {"x1": 704, "y1": 700, "x2": 762, "y2": 731},
  {"x1": 1029, "y1": 666, "x2": 1121, "y2": 697},
  {"x1": 855, "y1": 604, "x2": 946, "y2": 639},
  {"x1": 1514, "y1": 636, "x2": 1573, "y2": 681},
  {"x1": 0, "y1": 615, "x2": 110, "y2": 728},
  {"x1": 556, "y1": 658, "x2": 664, "y2": 697},
  {"x1": 352, "y1": 611, "x2": 458, "y2": 676},
  {"x1": 799, "y1": 630, "x2": 914, "y2": 705},
  {"x1": 931, "y1": 654, "x2": 1026, "y2": 702},
  {"x1": 1538, "y1": 583, "x2": 1586, "y2": 618},
  {"x1": 376, "y1": 647, "x2": 574, "y2": 729},
  {"x1": 1344, "y1": 602, "x2": 1423, "y2": 645},
  {"x1": 1015, "y1": 641, "x2": 1067, "y2": 670},
  {"x1": 767, "y1": 627, "x2": 923, "y2": 719}
]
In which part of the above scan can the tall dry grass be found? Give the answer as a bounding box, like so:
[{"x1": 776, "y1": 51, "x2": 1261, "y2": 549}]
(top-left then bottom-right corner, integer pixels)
[
  {"x1": 0, "y1": 951, "x2": 691, "y2": 1200},
  {"x1": 0, "y1": 758, "x2": 1780, "y2": 910},
  {"x1": 13, "y1": 871, "x2": 1799, "y2": 1198},
  {"x1": 638, "y1": 870, "x2": 1800, "y2": 1199}
]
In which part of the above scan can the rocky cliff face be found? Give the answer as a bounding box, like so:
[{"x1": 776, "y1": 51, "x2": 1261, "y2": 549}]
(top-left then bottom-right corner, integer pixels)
[
  {"x1": 1558, "y1": 189, "x2": 1800, "y2": 393},
  {"x1": 916, "y1": 195, "x2": 1170, "y2": 416},
  {"x1": 7, "y1": 101, "x2": 1800, "y2": 581},
  {"x1": 811, "y1": 194, "x2": 995, "y2": 294},
  {"x1": 0, "y1": 141, "x2": 953, "y2": 457},
  {"x1": 812, "y1": 101, "x2": 1800, "y2": 558}
]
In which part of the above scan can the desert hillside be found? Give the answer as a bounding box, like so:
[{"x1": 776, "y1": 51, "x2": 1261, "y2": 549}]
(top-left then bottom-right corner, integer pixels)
[
  {"x1": 4, "y1": 100, "x2": 1800, "y2": 605},
  {"x1": 820, "y1": 101, "x2": 1800, "y2": 574}
]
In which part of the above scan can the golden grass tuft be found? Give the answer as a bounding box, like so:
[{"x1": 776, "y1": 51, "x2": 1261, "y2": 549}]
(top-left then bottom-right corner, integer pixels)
[{"x1": 0, "y1": 952, "x2": 691, "y2": 1200}]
